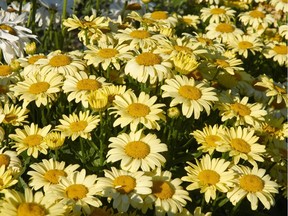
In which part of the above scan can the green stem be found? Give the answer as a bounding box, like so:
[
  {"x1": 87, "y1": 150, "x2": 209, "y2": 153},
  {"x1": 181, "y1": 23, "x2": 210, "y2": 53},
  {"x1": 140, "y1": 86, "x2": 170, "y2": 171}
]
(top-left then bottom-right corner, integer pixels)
[{"x1": 99, "y1": 111, "x2": 104, "y2": 167}]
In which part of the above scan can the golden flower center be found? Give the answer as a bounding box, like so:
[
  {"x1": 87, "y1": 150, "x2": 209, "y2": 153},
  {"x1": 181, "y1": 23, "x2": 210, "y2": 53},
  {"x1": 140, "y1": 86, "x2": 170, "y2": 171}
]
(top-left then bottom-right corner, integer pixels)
[
  {"x1": 238, "y1": 41, "x2": 253, "y2": 49},
  {"x1": 136, "y1": 52, "x2": 161, "y2": 66},
  {"x1": 178, "y1": 85, "x2": 202, "y2": 100},
  {"x1": 249, "y1": 10, "x2": 265, "y2": 19},
  {"x1": 273, "y1": 45, "x2": 287, "y2": 55},
  {"x1": 127, "y1": 103, "x2": 150, "y2": 117},
  {"x1": 4, "y1": 113, "x2": 17, "y2": 123},
  {"x1": 174, "y1": 45, "x2": 192, "y2": 53},
  {"x1": 49, "y1": 55, "x2": 72, "y2": 67},
  {"x1": 130, "y1": 30, "x2": 151, "y2": 39},
  {"x1": 98, "y1": 48, "x2": 119, "y2": 58},
  {"x1": 205, "y1": 135, "x2": 222, "y2": 147},
  {"x1": 90, "y1": 207, "x2": 111, "y2": 216},
  {"x1": 0, "y1": 154, "x2": 10, "y2": 167},
  {"x1": 215, "y1": 23, "x2": 235, "y2": 33},
  {"x1": 125, "y1": 141, "x2": 150, "y2": 159},
  {"x1": 44, "y1": 169, "x2": 67, "y2": 184},
  {"x1": 0, "y1": 65, "x2": 12, "y2": 76},
  {"x1": 198, "y1": 169, "x2": 220, "y2": 185},
  {"x1": 231, "y1": 138, "x2": 251, "y2": 153},
  {"x1": 239, "y1": 174, "x2": 264, "y2": 192},
  {"x1": 114, "y1": 175, "x2": 136, "y2": 194},
  {"x1": 29, "y1": 82, "x2": 50, "y2": 94},
  {"x1": 216, "y1": 59, "x2": 230, "y2": 68},
  {"x1": 0, "y1": 24, "x2": 17, "y2": 35},
  {"x1": 76, "y1": 79, "x2": 102, "y2": 91},
  {"x1": 211, "y1": 8, "x2": 226, "y2": 14},
  {"x1": 152, "y1": 180, "x2": 175, "y2": 199},
  {"x1": 282, "y1": 0, "x2": 288, "y2": 2},
  {"x1": 23, "y1": 134, "x2": 43, "y2": 147},
  {"x1": 231, "y1": 102, "x2": 251, "y2": 116},
  {"x1": 28, "y1": 55, "x2": 46, "y2": 64},
  {"x1": 70, "y1": 120, "x2": 88, "y2": 132},
  {"x1": 65, "y1": 184, "x2": 88, "y2": 200},
  {"x1": 17, "y1": 203, "x2": 46, "y2": 216},
  {"x1": 151, "y1": 11, "x2": 168, "y2": 20}
]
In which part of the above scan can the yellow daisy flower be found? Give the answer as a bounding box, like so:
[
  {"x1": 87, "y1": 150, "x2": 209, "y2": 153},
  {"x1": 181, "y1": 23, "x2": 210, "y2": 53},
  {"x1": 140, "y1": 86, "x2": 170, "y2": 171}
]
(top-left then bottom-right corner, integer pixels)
[
  {"x1": 124, "y1": 50, "x2": 173, "y2": 84},
  {"x1": 9, "y1": 123, "x2": 51, "y2": 158},
  {"x1": 17, "y1": 53, "x2": 47, "y2": 77},
  {"x1": 228, "y1": 34, "x2": 263, "y2": 58},
  {"x1": 62, "y1": 71, "x2": 110, "y2": 108},
  {"x1": 270, "y1": 0, "x2": 288, "y2": 12},
  {"x1": 191, "y1": 124, "x2": 229, "y2": 154},
  {"x1": 239, "y1": 8, "x2": 274, "y2": 29},
  {"x1": 200, "y1": 5, "x2": 236, "y2": 24},
  {"x1": 0, "y1": 147, "x2": 21, "y2": 174},
  {"x1": 0, "y1": 166, "x2": 18, "y2": 190},
  {"x1": 107, "y1": 129, "x2": 167, "y2": 172},
  {"x1": 143, "y1": 11, "x2": 178, "y2": 28},
  {"x1": 0, "y1": 188, "x2": 66, "y2": 216},
  {"x1": 222, "y1": 126, "x2": 266, "y2": 166},
  {"x1": 227, "y1": 165, "x2": 279, "y2": 210},
  {"x1": 144, "y1": 168, "x2": 191, "y2": 215},
  {"x1": 161, "y1": 75, "x2": 218, "y2": 119},
  {"x1": 97, "y1": 167, "x2": 152, "y2": 212},
  {"x1": 182, "y1": 154, "x2": 235, "y2": 203},
  {"x1": 36, "y1": 50, "x2": 86, "y2": 76},
  {"x1": 10, "y1": 70, "x2": 63, "y2": 107},
  {"x1": 84, "y1": 41, "x2": 133, "y2": 70},
  {"x1": 27, "y1": 158, "x2": 80, "y2": 192},
  {"x1": 110, "y1": 91, "x2": 166, "y2": 131},
  {"x1": 279, "y1": 24, "x2": 288, "y2": 40},
  {"x1": 0, "y1": 103, "x2": 29, "y2": 126},
  {"x1": 115, "y1": 27, "x2": 166, "y2": 51},
  {"x1": 0, "y1": 77, "x2": 16, "y2": 104},
  {"x1": 55, "y1": 110, "x2": 100, "y2": 141},
  {"x1": 206, "y1": 22, "x2": 243, "y2": 43},
  {"x1": 263, "y1": 41, "x2": 288, "y2": 66},
  {"x1": 48, "y1": 169, "x2": 102, "y2": 215},
  {"x1": 179, "y1": 14, "x2": 200, "y2": 28},
  {"x1": 216, "y1": 93, "x2": 267, "y2": 127},
  {"x1": 44, "y1": 131, "x2": 66, "y2": 150}
]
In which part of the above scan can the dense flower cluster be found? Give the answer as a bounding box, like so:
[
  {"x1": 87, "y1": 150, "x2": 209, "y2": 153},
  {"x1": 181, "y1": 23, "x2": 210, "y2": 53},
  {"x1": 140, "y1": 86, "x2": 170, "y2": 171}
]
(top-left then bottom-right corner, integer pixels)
[{"x1": 0, "y1": 0, "x2": 286, "y2": 215}]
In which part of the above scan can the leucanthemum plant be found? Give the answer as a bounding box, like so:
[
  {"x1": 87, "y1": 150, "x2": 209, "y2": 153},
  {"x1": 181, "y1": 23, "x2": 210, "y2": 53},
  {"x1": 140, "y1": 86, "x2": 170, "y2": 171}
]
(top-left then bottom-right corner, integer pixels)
[{"x1": 0, "y1": 0, "x2": 286, "y2": 215}]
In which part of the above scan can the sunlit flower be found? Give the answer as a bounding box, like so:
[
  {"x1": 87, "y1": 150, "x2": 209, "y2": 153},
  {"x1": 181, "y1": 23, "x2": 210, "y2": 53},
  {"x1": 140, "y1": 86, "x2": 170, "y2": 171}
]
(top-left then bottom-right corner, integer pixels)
[
  {"x1": 0, "y1": 147, "x2": 21, "y2": 174},
  {"x1": 110, "y1": 91, "x2": 166, "y2": 131},
  {"x1": 173, "y1": 51, "x2": 200, "y2": 75},
  {"x1": 84, "y1": 42, "x2": 133, "y2": 70},
  {"x1": 144, "y1": 168, "x2": 191, "y2": 216},
  {"x1": 10, "y1": 71, "x2": 63, "y2": 107},
  {"x1": 107, "y1": 129, "x2": 167, "y2": 172},
  {"x1": 254, "y1": 74, "x2": 288, "y2": 105},
  {"x1": 238, "y1": 8, "x2": 274, "y2": 29},
  {"x1": 48, "y1": 169, "x2": 102, "y2": 215},
  {"x1": 182, "y1": 154, "x2": 235, "y2": 203},
  {"x1": 0, "y1": 103, "x2": 29, "y2": 126},
  {"x1": 216, "y1": 93, "x2": 267, "y2": 127},
  {"x1": 55, "y1": 110, "x2": 100, "y2": 141},
  {"x1": 97, "y1": 167, "x2": 152, "y2": 212},
  {"x1": 206, "y1": 22, "x2": 243, "y2": 43},
  {"x1": 222, "y1": 126, "x2": 266, "y2": 166},
  {"x1": 63, "y1": 14, "x2": 109, "y2": 45},
  {"x1": 227, "y1": 34, "x2": 263, "y2": 58},
  {"x1": 161, "y1": 75, "x2": 218, "y2": 119},
  {"x1": 115, "y1": 27, "x2": 166, "y2": 51},
  {"x1": 62, "y1": 71, "x2": 109, "y2": 108},
  {"x1": 17, "y1": 53, "x2": 47, "y2": 77},
  {"x1": 9, "y1": 123, "x2": 51, "y2": 158},
  {"x1": 36, "y1": 50, "x2": 86, "y2": 76},
  {"x1": 0, "y1": 188, "x2": 66, "y2": 216},
  {"x1": 200, "y1": 5, "x2": 236, "y2": 24},
  {"x1": 44, "y1": 131, "x2": 66, "y2": 150},
  {"x1": 191, "y1": 124, "x2": 229, "y2": 154},
  {"x1": 0, "y1": 11, "x2": 37, "y2": 64},
  {"x1": 263, "y1": 41, "x2": 288, "y2": 66},
  {"x1": 0, "y1": 77, "x2": 16, "y2": 104},
  {"x1": 227, "y1": 165, "x2": 279, "y2": 210},
  {"x1": 87, "y1": 90, "x2": 109, "y2": 112},
  {"x1": 125, "y1": 50, "x2": 173, "y2": 84},
  {"x1": 27, "y1": 158, "x2": 80, "y2": 192},
  {"x1": 0, "y1": 166, "x2": 18, "y2": 190},
  {"x1": 270, "y1": 0, "x2": 288, "y2": 12},
  {"x1": 143, "y1": 11, "x2": 178, "y2": 28},
  {"x1": 279, "y1": 24, "x2": 288, "y2": 40}
]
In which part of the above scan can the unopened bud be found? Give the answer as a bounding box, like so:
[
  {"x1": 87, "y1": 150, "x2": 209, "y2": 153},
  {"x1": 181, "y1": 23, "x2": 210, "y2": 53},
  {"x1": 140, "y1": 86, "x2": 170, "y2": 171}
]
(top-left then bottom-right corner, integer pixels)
[
  {"x1": 25, "y1": 42, "x2": 37, "y2": 55},
  {"x1": 167, "y1": 107, "x2": 180, "y2": 119}
]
